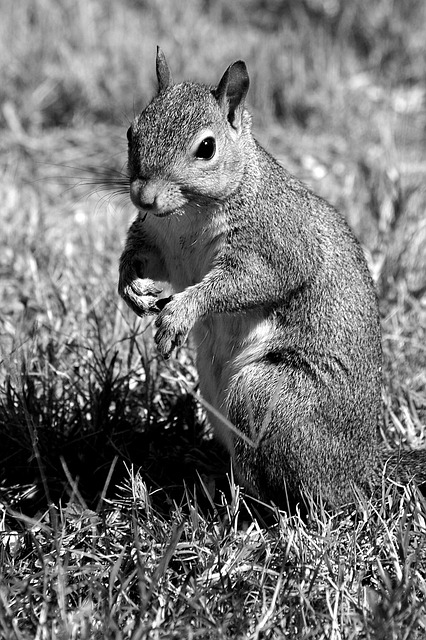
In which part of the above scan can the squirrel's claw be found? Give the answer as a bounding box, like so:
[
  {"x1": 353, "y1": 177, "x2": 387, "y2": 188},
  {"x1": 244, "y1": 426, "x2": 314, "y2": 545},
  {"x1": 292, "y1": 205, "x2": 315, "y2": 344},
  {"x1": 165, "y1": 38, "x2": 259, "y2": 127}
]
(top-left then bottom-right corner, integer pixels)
[{"x1": 118, "y1": 274, "x2": 162, "y2": 316}]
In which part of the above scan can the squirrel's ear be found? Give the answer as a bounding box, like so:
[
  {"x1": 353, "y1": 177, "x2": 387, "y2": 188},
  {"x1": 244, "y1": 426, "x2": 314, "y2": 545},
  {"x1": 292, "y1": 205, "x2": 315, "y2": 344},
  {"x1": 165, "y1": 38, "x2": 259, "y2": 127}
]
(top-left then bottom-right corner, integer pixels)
[
  {"x1": 214, "y1": 61, "x2": 249, "y2": 132},
  {"x1": 156, "y1": 46, "x2": 173, "y2": 93}
]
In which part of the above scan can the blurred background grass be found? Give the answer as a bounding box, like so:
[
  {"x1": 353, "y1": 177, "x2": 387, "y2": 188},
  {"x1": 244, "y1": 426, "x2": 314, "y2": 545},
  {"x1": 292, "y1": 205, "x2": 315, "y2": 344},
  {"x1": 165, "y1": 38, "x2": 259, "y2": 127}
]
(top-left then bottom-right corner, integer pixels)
[{"x1": 1, "y1": 0, "x2": 425, "y2": 130}]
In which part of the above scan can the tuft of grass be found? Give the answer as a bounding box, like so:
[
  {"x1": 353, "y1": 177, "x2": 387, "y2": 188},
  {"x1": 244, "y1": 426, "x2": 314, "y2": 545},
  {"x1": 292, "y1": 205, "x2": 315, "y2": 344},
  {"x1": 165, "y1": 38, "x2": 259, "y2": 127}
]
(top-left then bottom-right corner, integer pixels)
[{"x1": 1, "y1": 468, "x2": 426, "y2": 639}]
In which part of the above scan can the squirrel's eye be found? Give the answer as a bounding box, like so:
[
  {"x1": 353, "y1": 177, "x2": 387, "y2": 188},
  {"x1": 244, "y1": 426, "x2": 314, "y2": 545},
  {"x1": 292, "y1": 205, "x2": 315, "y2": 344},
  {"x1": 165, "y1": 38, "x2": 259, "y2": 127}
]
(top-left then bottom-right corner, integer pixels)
[
  {"x1": 126, "y1": 127, "x2": 132, "y2": 144},
  {"x1": 195, "y1": 136, "x2": 216, "y2": 160}
]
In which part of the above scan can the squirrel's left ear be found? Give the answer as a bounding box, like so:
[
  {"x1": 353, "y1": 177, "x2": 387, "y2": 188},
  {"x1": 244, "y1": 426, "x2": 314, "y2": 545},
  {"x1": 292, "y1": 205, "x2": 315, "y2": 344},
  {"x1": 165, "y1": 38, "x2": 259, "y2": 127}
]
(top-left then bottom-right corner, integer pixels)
[
  {"x1": 156, "y1": 46, "x2": 173, "y2": 93},
  {"x1": 214, "y1": 61, "x2": 249, "y2": 133}
]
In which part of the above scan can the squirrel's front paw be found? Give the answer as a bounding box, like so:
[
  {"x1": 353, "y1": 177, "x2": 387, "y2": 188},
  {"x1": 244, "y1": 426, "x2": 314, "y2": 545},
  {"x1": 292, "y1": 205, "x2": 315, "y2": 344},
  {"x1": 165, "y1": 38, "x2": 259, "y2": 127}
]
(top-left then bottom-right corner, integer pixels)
[
  {"x1": 118, "y1": 273, "x2": 163, "y2": 316},
  {"x1": 154, "y1": 294, "x2": 194, "y2": 358}
]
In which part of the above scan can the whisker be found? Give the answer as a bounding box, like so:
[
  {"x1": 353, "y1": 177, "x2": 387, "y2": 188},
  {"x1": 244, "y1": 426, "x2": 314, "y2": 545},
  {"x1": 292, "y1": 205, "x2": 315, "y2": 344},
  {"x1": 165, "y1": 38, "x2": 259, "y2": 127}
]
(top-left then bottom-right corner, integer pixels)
[{"x1": 39, "y1": 161, "x2": 131, "y2": 202}]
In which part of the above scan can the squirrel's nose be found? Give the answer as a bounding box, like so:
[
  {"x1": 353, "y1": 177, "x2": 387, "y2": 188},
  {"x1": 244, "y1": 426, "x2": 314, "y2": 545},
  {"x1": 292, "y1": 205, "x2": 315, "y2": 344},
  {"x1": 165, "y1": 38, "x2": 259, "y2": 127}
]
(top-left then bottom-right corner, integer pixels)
[
  {"x1": 130, "y1": 179, "x2": 159, "y2": 210},
  {"x1": 139, "y1": 197, "x2": 156, "y2": 210}
]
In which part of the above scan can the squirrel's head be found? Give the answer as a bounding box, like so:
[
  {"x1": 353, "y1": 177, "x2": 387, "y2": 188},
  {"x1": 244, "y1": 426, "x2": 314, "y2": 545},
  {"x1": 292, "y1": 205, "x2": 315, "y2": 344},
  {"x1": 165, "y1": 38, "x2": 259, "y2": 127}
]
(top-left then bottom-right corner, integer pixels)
[{"x1": 127, "y1": 47, "x2": 252, "y2": 217}]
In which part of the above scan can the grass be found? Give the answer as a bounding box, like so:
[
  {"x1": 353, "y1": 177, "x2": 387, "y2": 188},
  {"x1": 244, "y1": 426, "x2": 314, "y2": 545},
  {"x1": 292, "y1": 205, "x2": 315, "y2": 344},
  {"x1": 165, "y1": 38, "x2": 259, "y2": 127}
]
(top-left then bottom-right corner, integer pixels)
[{"x1": 1, "y1": 0, "x2": 426, "y2": 637}]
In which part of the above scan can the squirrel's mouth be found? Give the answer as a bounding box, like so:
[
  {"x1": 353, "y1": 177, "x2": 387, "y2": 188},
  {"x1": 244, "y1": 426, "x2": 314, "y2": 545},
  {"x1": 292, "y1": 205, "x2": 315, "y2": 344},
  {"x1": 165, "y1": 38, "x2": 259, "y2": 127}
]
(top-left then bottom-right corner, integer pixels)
[
  {"x1": 133, "y1": 200, "x2": 179, "y2": 218},
  {"x1": 151, "y1": 209, "x2": 175, "y2": 218},
  {"x1": 137, "y1": 205, "x2": 184, "y2": 219}
]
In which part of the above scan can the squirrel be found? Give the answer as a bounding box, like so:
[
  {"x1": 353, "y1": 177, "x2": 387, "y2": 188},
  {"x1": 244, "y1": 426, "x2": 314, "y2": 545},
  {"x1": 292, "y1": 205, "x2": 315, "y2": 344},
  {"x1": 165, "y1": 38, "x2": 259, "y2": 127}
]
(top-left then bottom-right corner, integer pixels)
[{"x1": 118, "y1": 47, "x2": 425, "y2": 509}]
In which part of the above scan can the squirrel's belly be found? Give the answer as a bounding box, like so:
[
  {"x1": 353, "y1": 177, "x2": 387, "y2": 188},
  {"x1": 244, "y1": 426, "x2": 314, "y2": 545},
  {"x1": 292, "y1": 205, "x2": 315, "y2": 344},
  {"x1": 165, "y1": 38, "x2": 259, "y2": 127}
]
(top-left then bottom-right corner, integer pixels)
[{"x1": 193, "y1": 312, "x2": 274, "y2": 449}]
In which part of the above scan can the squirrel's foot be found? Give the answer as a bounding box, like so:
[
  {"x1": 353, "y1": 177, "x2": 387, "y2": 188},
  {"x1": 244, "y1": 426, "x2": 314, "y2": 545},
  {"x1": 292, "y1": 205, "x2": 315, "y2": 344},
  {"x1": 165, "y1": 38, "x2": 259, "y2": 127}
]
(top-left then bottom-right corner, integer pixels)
[
  {"x1": 154, "y1": 293, "x2": 195, "y2": 358},
  {"x1": 118, "y1": 273, "x2": 162, "y2": 316}
]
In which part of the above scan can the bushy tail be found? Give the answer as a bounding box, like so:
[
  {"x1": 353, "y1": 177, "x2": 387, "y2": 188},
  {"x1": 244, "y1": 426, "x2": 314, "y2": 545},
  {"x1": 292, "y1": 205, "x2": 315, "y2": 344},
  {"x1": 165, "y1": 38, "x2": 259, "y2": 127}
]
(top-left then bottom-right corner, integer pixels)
[{"x1": 378, "y1": 444, "x2": 426, "y2": 486}]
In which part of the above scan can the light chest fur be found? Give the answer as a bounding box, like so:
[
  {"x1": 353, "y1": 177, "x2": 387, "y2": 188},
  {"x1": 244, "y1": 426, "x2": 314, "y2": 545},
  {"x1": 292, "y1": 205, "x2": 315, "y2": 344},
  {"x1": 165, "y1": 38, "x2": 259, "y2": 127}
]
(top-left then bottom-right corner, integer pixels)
[
  {"x1": 194, "y1": 312, "x2": 274, "y2": 450},
  {"x1": 144, "y1": 203, "x2": 275, "y2": 448},
  {"x1": 144, "y1": 203, "x2": 227, "y2": 290}
]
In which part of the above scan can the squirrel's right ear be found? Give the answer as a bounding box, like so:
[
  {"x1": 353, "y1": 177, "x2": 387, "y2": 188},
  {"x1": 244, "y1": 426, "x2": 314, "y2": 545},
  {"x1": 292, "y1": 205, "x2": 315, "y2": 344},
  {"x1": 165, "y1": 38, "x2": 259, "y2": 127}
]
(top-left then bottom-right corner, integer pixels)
[
  {"x1": 214, "y1": 61, "x2": 249, "y2": 133},
  {"x1": 156, "y1": 46, "x2": 173, "y2": 93}
]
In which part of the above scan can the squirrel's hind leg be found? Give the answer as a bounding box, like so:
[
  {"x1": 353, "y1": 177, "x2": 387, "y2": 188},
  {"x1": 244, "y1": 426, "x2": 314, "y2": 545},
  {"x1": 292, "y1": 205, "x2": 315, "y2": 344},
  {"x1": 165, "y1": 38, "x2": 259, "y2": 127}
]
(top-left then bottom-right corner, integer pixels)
[{"x1": 226, "y1": 359, "x2": 364, "y2": 509}]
